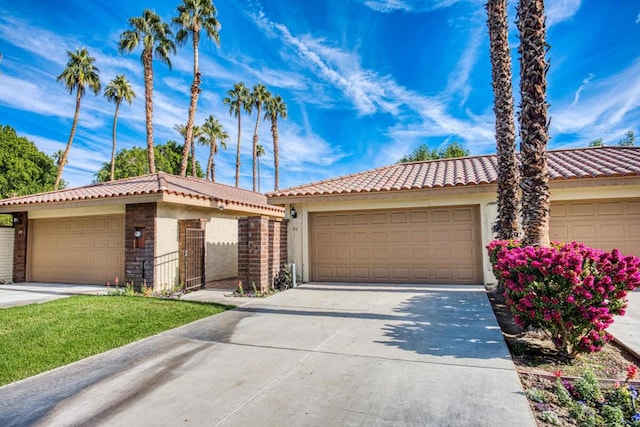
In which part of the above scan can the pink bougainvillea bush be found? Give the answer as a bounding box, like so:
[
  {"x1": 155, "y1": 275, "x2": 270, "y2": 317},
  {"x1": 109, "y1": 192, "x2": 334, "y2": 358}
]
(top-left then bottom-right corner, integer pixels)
[{"x1": 488, "y1": 240, "x2": 640, "y2": 358}]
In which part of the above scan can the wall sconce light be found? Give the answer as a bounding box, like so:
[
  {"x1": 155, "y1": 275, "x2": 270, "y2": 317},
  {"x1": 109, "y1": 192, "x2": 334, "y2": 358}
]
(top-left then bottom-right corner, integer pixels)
[
  {"x1": 290, "y1": 206, "x2": 297, "y2": 219},
  {"x1": 218, "y1": 202, "x2": 226, "y2": 211},
  {"x1": 134, "y1": 228, "x2": 145, "y2": 249},
  {"x1": 13, "y1": 216, "x2": 21, "y2": 225}
]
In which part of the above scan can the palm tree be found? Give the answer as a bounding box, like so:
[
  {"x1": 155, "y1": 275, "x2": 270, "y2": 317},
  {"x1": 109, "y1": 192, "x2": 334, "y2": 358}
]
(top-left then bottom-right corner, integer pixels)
[
  {"x1": 118, "y1": 9, "x2": 176, "y2": 174},
  {"x1": 173, "y1": 0, "x2": 221, "y2": 177},
  {"x1": 249, "y1": 84, "x2": 271, "y2": 191},
  {"x1": 223, "y1": 82, "x2": 251, "y2": 187},
  {"x1": 487, "y1": 0, "x2": 519, "y2": 240},
  {"x1": 104, "y1": 75, "x2": 136, "y2": 181},
  {"x1": 199, "y1": 115, "x2": 228, "y2": 181},
  {"x1": 264, "y1": 94, "x2": 287, "y2": 191},
  {"x1": 517, "y1": 0, "x2": 551, "y2": 247},
  {"x1": 256, "y1": 144, "x2": 265, "y2": 192},
  {"x1": 55, "y1": 48, "x2": 101, "y2": 190},
  {"x1": 174, "y1": 123, "x2": 203, "y2": 176}
]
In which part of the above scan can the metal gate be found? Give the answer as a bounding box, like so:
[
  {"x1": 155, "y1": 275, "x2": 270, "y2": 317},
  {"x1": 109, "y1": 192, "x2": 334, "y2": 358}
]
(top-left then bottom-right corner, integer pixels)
[{"x1": 184, "y1": 228, "x2": 205, "y2": 291}]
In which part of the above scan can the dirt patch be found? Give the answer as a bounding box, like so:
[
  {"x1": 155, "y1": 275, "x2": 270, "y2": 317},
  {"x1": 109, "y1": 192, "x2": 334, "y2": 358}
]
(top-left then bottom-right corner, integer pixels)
[{"x1": 487, "y1": 286, "x2": 640, "y2": 426}]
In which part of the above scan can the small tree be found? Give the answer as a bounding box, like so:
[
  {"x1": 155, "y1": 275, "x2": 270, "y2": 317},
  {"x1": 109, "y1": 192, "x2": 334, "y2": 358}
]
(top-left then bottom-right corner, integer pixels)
[
  {"x1": 619, "y1": 130, "x2": 635, "y2": 147},
  {"x1": 399, "y1": 141, "x2": 469, "y2": 163}
]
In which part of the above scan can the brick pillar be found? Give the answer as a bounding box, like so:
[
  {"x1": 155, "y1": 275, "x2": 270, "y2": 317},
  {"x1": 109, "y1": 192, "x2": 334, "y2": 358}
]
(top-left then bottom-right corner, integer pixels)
[
  {"x1": 268, "y1": 220, "x2": 281, "y2": 286},
  {"x1": 13, "y1": 212, "x2": 28, "y2": 283},
  {"x1": 237, "y1": 218, "x2": 249, "y2": 290},
  {"x1": 280, "y1": 218, "x2": 289, "y2": 268},
  {"x1": 125, "y1": 203, "x2": 156, "y2": 289},
  {"x1": 237, "y1": 216, "x2": 269, "y2": 292}
]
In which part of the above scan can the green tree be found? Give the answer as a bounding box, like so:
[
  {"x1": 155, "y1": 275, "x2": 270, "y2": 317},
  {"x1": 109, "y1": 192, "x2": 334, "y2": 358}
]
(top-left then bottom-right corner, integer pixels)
[
  {"x1": 619, "y1": 130, "x2": 635, "y2": 146},
  {"x1": 55, "y1": 48, "x2": 101, "y2": 190},
  {"x1": 174, "y1": 123, "x2": 203, "y2": 176},
  {"x1": 264, "y1": 94, "x2": 287, "y2": 191},
  {"x1": 104, "y1": 75, "x2": 136, "y2": 181},
  {"x1": 399, "y1": 141, "x2": 469, "y2": 163},
  {"x1": 223, "y1": 82, "x2": 251, "y2": 187},
  {"x1": 0, "y1": 125, "x2": 59, "y2": 198},
  {"x1": 118, "y1": 9, "x2": 176, "y2": 174},
  {"x1": 250, "y1": 83, "x2": 271, "y2": 191},
  {"x1": 487, "y1": 0, "x2": 519, "y2": 241},
  {"x1": 517, "y1": 0, "x2": 551, "y2": 247},
  {"x1": 94, "y1": 141, "x2": 203, "y2": 182},
  {"x1": 173, "y1": 0, "x2": 221, "y2": 177},
  {"x1": 588, "y1": 138, "x2": 604, "y2": 147},
  {"x1": 199, "y1": 115, "x2": 228, "y2": 181}
]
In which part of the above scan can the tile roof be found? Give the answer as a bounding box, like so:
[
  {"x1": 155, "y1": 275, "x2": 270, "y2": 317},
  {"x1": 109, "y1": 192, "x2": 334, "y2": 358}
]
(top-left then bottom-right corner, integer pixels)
[
  {"x1": 0, "y1": 173, "x2": 284, "y2": 215},
  {"x1": 269, "y1": 146, "x2": 640, "y2": 198}
]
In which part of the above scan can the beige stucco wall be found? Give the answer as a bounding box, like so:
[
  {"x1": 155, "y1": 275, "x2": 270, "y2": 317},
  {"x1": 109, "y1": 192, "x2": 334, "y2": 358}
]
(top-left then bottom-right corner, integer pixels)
[
  {"x1": 283, "y1": 179, "x2": 640, "y2": 285},
  {"x1": 0, "y1": 227, "x2": 14, "y2": 282},
  {"x1": 156, "y1": 203, "x2": 238, "y2": 287}
]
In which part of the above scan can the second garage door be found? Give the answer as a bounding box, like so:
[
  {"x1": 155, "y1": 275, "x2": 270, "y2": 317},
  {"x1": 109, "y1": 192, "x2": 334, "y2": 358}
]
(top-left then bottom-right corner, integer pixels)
[
  {"x1": 550, "y1": 198, "x2": 640, "y2": 256},
  {"x1": 30, "y1": 215, "x2": 125, "y2": 285},
  {"x1": 310, "y1": 206, "x2": 482, "y2": 284}
]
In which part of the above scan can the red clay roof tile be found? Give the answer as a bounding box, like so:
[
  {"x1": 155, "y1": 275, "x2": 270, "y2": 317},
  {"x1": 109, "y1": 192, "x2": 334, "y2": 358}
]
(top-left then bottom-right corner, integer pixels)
[
  {"x1": 268, "y1": 146, "x2": 640, "y2": 198},
  {"x1": 0, "y1": 172, "x2": 284, "y2": 215}
]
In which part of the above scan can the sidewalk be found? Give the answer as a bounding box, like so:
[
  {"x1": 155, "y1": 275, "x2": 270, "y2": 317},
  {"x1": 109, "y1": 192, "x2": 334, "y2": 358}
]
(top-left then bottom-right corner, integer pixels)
[{"x1": 609, "y1": 290, "x2": 640, "y2": 359}]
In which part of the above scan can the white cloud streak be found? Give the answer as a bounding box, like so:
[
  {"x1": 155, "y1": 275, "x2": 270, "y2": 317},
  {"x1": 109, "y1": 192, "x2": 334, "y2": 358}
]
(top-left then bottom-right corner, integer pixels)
[{"x1": 546, "y1": 0, "x2": 582, "y2": 26}]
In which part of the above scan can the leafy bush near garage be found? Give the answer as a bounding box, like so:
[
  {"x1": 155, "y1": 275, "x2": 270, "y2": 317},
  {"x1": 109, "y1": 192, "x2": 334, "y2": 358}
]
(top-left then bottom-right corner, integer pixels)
[{"x1": 488, "y1": 240, "x2": 640, "y2": 358}]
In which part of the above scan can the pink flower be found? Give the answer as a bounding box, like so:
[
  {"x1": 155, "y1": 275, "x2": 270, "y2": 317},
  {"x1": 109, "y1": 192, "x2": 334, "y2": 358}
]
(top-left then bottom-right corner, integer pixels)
[{"x1": 628, "y1": 365, "x2": 638, "y2": 381}]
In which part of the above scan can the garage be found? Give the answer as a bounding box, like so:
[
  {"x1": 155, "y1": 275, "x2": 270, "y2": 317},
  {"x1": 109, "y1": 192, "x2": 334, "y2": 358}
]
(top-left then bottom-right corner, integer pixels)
[
  {"x1": 550, "y1": 198, "x2": 640, "y2": 256},
  {"x1": 309, "y1": 206, "x2": 483, "y2": 284},
  {"x1": 29, "y1": 215, "x2": 125, "y2": 285}
]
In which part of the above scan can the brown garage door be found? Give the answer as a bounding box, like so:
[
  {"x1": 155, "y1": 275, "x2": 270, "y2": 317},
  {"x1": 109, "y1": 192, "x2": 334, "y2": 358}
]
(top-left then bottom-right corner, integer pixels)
[
  {"x1": 550, "y1": 199, "x2": 640, "y2": 256},
  {"x1": 30, "y1": 215, "x2": 125, "y2": 285},
  {"x1": 310, "y1": 206, "x2": 482, "y2": 284}
]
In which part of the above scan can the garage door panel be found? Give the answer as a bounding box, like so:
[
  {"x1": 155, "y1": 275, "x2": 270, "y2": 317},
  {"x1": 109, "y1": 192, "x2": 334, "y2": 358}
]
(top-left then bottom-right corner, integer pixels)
[
  {"x1": 30, "y1": 215, "x2": 124, "y2": 285},
  {"x1": 550, "y1": 199, "x2": 639, "y2": 257},
  {"x1": 310, "y1": 206, "x2": 481, "y2": 284}
]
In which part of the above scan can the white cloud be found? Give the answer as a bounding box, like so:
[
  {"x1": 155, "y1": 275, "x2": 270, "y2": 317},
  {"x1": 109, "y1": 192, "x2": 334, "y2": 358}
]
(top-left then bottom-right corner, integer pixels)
[
  {"x1": 636, "y1": 12, "x2": 640, "y2": 24},
  {"x1": 359, "y1": 0, "x2": 464, "y2": 13},
  {"x1": 571, "y1": 73, "x2": 594, "y2": 106},
  {"x1": 445, "y1": 26, "x2": 484, "y2": 106},
  {"x1": 552, "y1": 58, "x2": 640, "y2": 135},
  {"x1": 546, "y1": 0, "x2": 582, "y2": 26}
]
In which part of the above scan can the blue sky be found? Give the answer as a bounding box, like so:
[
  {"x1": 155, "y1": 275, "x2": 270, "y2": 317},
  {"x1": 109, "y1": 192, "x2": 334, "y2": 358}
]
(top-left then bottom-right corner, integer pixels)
[{"x1": 1, "y1": 1, "x2": 639, "y2": 191}]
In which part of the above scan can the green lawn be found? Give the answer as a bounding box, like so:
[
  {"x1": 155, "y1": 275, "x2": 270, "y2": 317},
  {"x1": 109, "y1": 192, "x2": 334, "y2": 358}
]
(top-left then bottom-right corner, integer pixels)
[{"x1": 0, "y1": 295, "x2": 230, "y2": 386}]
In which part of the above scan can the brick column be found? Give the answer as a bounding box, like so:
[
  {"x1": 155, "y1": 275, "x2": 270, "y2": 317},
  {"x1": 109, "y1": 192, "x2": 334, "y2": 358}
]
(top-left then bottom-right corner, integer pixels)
[
  {"x1": 237, "y1": 216, "x2": 269, "y2": 292},
  {"x1": 280, "y1": 218, "x2": 289, "y2": 268},
  {"x1": 12, "y1": 212, "x2": 28, "y2": 283},
  {"x1": 125, "y1": 203, "x2": 156, "y2": 289},
  {"x1": 268, "y1": 220, "x2": 280, "y2": 286}
]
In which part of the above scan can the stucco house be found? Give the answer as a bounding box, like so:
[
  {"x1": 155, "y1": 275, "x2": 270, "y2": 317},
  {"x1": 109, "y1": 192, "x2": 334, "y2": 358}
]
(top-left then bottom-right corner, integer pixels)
[
  {"x1": 267, "y1": 146, "x2": 640, "y2": 285},
  {"x1": 0, "y1": 173, "x2": 287, "y2": 291}
]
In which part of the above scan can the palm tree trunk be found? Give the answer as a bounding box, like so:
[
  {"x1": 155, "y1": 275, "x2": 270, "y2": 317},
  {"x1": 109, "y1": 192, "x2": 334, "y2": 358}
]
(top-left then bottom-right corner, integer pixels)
[
  {"x1": 207, "y1": 143, "x2": 214, "y2": 181},
  {"x1": 191, "y1": 140, "x2": 197, "y2": 177},
  {"x1": 180, "y1": 29, "x2": 202, "y2": 177},
  {"x1": 143, "y1": 49, "x2": 156, "y2": 174},
  {"x1": 252, "y1": 106, "x2": 261, "y2": 192},
  {"x1": 487, "y1": 0, "x2": 519, "y2": 240},
  {"x1": 110, "y1": 101, "x2": 121, "y2": 181},
  {"x1": 257, "y1": 153, "x2": 261, "y2": 193},
  {"x1": 54, "y1": 88, "x2": 82, "y2": 189},
  {"x1": 518, "y1": 0, "x2": 550, "y2": 247},
  {"x1": 272, "y1": 117, "x2": 279, "y2": 191},
  {"x1": 235, "y1": 114, "x2": 241, "y2": 187}
]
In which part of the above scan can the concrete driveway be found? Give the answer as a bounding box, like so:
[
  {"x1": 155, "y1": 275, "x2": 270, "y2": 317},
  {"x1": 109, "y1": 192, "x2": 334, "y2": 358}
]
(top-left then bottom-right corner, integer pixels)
[
  {"x1": 0, "y1": 282, "x2": 106, "y2": 308},
  {"x1": 0, "y1": 283, "x2": 535, "y2": 426}
]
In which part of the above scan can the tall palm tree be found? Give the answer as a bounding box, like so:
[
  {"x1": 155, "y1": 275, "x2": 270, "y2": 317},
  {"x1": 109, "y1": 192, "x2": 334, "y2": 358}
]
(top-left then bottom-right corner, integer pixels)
[
  {"x1": 174, "y1": 124, "x2": 203, "y2": 176},
  {"x1": 199, "y1": 115, "x2": 228, "y2": 181},
  {"x1": 55, "y1": 48, "x2": 101, "y2": 190},
  {"x1": 264, "y1": 94, "x2": 287, "y2": 191},
  {"x1": 173, "y1": 0, "x2": 221, "y2": 177},
  {"x1": 249, "y1": 84, "x2": 271, "y2": 191},
  {"x1": 104, "y1": 75, "x2": 136, "y2": 181},
  {"x1": 118, "y1": 9, "x2": 176, "y2": 174},
  {"x1": 223, "y1": 82, "x2": 251, "y2": 187},
  {"x1": 517, "y1": 0, "x2": 551, "y2": 247},
  {"x1": 487, "y1": 0, "x2": 519, "y2": 240},
  {"x1": 256, "y1": 144, "x2": 265, "y2": 192}
]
